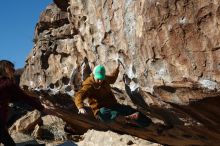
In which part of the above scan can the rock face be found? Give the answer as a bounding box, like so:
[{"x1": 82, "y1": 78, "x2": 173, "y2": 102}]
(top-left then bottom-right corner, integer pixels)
[
  {"x1": 20, "y1": 0, "x2": 220, "y2": 93},
  {"x1": 19, "y1": 0, "x2": 220, "y2": 145},
  {"x1": 9, "y1": 110, "x2": 42, "y2": 133},
  {"x1": 77, "y1": 129, "x2": 161, "y2": 146}
]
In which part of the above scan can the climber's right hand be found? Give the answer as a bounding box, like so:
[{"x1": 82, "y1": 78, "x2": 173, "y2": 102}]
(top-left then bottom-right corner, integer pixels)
[{"x1": 78, "y1": 108, "x2": 87, "y2": 115}]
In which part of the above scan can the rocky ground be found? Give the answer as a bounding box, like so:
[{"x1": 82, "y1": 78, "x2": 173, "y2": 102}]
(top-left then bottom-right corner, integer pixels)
[
  {"x1": 6, "y1": 108, "x2": 161, "y2": 146},
  {"x1": 10, "y1": 129, "x2": 161, "y2": 146},
  {"x1": 3, "y1": 87, "x2": 220, "y2": 146}
]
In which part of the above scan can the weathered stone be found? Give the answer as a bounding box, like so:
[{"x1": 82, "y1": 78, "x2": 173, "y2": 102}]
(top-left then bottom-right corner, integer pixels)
[
  {"x1": 32, "y1": 124, "x2": 42, "y2": 139},
  {"x1": 9, "y1": 110, "x2": 42, "y2": 133},
  {"x1": 21, "y1": 0, "x2": 220, "y2": 98},
  {"x1": 77, "y1": 129, "x2": 161, "y2": 146},
  {"x1": 39, "y1": 115, "x2": 67, "y2": 141},
  {"x1": 19, "y1": 0, "x2": 220, "y2": 145},
  {"x1": 42, "y1": 114, "x2": 65, "y2": 126},
  {"x1": 10, "y1": 132, "x2": 40, "y2": 145}
]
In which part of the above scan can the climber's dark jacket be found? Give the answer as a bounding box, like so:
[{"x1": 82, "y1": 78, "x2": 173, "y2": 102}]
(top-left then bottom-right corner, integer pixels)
[{"x1": 0, "y1": 77, "x2": 44, "y2": 124}]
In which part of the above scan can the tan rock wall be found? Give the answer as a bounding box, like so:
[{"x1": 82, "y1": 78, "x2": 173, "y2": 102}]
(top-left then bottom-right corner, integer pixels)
[{"x1": 20, "y1": 0, "x2": 220, "y2": 101}]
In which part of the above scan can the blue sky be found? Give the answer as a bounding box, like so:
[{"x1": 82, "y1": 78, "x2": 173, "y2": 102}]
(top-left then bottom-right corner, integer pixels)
[{"x1": 0, "y1": 0, "x2": 52, "y2": 69}]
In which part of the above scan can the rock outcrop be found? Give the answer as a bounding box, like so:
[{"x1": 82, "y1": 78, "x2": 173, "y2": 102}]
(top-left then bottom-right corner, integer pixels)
[
  {"x1": 77, "y1": 129, "x2": 161, "y2": 146},
  {"x1": 9, "y1": 110, "x2": 42, "y2": 133},
  {"x1": 21, "y1": 0, "x2": 220, "y2": 94},
  {"x1": 19, "y1": 0, "x2": 220, "y2": 145}
]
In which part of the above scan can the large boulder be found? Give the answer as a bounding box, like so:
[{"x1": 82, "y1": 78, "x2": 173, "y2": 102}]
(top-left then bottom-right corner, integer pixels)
[
  {"x1": 77, "y1": 129, "x2": 161, "y2": 146},
  {"x1": 20, "y1": 0, "x2": 220, "y2": 98},
  {"x1": 9, "y1": 110, "x2": 42, "y2": 133},
  {"x1": 19, "y1": 0, "x2": 220, "y2": 145}
]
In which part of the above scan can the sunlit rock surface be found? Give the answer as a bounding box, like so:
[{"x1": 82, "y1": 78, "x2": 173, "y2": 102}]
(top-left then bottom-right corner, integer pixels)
[
  {"x1": 77, "y1": 129, "x2": 161, "y2": 146},
  {"x1": 19, "y1": 0, "x2": 220, "y2": 145},
  {"x1": 21, "y1": 0, "x2": 220, "y2": 93},
  {"x1": 9, "y1": 110, "x2": 42, "y2": 133}
]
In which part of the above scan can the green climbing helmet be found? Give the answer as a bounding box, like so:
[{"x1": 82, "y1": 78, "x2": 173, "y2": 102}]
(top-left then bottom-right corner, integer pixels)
[{"x1": 93, "y1": 65, "x2": 106, "y2": 80}]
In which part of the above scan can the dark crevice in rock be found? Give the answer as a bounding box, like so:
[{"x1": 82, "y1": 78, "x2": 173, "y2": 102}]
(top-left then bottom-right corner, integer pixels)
[
  {"x1": 60, "y1": 52, "x2": 69, "y2": 58},
  {"x1": 49, "y1": 83, "x2": 55, "y2": 89},
  {"x1": 159, "y1": 86, "x2": 176, "y2": 93},
  {"x1": 53, "y1": 0, "x2": 70, "y2": 11},
  {"x1": 62, "y1": 77, "x2": 70, "y2": 85},
  {"x1": 54, "y1": 81, "x2": 60, "y2": 88},
  {"x1": 41, "y1": 54, "x2": 50, "y2": 70},
  {"x1": 37, "y1": 18, "x2": 70, "y2": 35},
  {"x1": 212, "y1": 46, "x2": 220, "y2": 51}
]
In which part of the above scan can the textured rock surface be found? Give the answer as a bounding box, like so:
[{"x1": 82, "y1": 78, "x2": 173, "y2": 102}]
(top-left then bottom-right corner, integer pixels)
[
  {"x1": 10, "y1": 132, "x2": 41, "y2": 146},
  {"x1": 21, "y1": 0, "x2": 220, "y2": 94},
  {"x1": 19, "y1": 0, "x2": 220, "y2": 145},
  {"x1": 9, "y1": 110, "x2": 42, "y2": 133},
  {"x1": 39, "y1": 115, "x2": 67, "y2": 141},
  {"x1": 77, "y1": 129, "x2": 161, "y2": 146}
]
